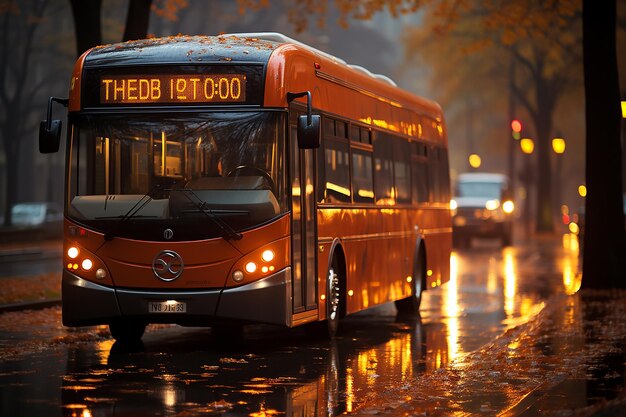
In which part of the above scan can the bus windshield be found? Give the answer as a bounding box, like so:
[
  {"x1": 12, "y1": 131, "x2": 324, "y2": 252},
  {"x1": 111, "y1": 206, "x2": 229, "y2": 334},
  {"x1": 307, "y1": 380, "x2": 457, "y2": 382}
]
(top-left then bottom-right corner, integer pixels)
[{"x1": 68, "y1": 111, "x2": 286, "y2": 241}]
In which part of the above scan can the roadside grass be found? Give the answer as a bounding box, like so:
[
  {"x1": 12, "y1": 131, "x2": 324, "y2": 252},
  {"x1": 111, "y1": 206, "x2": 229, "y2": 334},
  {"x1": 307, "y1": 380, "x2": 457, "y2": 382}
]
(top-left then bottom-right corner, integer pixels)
[{"x1": 0, "y1": 273, "x2": 61, "y2": 304}]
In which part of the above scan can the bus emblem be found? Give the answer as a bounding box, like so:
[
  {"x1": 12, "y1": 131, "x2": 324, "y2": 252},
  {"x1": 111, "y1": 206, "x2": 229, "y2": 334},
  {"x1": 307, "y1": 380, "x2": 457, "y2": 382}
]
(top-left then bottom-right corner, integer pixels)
[
  {"x1": 163, "y1": 228, "x2": 174, "y2": 240},
  {"x1": 152, "y1": 250, "x2": 184, "y2": 282}
]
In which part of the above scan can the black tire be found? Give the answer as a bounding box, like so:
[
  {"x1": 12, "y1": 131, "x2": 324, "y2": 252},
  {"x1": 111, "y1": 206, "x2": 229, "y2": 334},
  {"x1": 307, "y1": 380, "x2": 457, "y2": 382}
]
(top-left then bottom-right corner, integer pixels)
[
  {"x1": 395, "y1": 246, "x2": 425, "y2": 315},
  {"x1": 109, "y1": 320, "x2": 146, "y2": 343},
  {"x1": 326, "y1": 255, "x2": 341, "y2": 338}
]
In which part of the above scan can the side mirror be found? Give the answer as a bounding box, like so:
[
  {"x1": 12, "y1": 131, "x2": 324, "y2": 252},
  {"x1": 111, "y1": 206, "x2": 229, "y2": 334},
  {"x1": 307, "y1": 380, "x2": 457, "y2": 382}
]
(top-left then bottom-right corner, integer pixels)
[
  {"x1": 39, "y1": 96, "x2": 68, "y2": 154},
  {"x1": 39, "y1": 120, "x2": 62, "y2": 154},
  {"x1": 297, "y1": 114, "x2": 321, "y2": 149},
  {"x1": 287, "y1": 91, "x2": 320, "y2": 149}
]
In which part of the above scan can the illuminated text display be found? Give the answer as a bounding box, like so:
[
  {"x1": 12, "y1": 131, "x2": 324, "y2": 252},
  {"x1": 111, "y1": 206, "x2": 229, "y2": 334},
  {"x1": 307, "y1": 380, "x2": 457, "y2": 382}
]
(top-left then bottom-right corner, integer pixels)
[{"x1": 100, "y1": 74, "x2": 246, "y2": 104}]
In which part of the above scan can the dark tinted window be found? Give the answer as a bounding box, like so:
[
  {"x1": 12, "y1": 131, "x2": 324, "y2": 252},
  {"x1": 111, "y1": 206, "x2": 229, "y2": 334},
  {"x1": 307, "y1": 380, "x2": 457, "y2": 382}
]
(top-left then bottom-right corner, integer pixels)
[
  {"x1": 323, "y1": 139, "x2": 351, "y2": 203},
  {"x1": 411, "y1": 142, "x2": 429, "y2": 203},
  {"x1": 352, "y1": 148, "x2": 374, "y2": 204},
  {"x1": 393, "y1": 139, "x2": 411, "y2": 203},
  {"x1": 373, "y1": 133, "x2": 394, "y2": 203}
]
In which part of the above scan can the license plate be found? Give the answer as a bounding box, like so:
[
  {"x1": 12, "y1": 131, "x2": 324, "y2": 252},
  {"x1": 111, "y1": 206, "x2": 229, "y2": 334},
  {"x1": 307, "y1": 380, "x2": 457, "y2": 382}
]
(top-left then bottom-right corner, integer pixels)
[{"x1": 148, "y1": 300, "x2": 187, "y2": 313}]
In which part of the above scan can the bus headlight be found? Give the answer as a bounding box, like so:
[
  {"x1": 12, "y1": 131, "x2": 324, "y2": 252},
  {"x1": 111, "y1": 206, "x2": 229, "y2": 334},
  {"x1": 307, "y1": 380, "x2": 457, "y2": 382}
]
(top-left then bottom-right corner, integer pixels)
[
  {"x1": 502, "y1": 200, "x2": 515, "y2": 214},
  {"x1": 229, "y1": 238, "x2": 289, "y2": 285},
  {"x1": 68, "y1": 246, "x2": 79, "y2": 259},
  {"x1": 64, "y1": 243, "x2": 111, "y2": 284},
  {"x1": 245, "y1": 262, "x2": 258, "y2": 273},
  {"x1": 261, "y1": 250, "x2": 275, "y2": 262},
  {"x1": 81, "y1": 258, "x2": 94, "y2": 271}
]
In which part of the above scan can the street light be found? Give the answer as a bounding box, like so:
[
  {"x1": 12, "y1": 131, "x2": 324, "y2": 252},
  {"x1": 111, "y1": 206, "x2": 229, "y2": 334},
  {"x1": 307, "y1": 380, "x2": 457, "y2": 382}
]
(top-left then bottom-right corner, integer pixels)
[
  {"x1": 552, "y1": 137, "x2": 566, "y2": 154},
  {"x1": 469, "y1": 153, "x2": 482, "y2": 169},
  {"x1": 520, "y1": 138, "x2": 534, "y2": 154}
]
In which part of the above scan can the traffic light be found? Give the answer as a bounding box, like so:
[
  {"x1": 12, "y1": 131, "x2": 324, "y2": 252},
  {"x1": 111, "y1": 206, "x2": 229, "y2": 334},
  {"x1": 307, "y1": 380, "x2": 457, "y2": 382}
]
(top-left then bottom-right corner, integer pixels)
[{"x1": 511, "y1": 119, "x2": 522, "y2": 140}]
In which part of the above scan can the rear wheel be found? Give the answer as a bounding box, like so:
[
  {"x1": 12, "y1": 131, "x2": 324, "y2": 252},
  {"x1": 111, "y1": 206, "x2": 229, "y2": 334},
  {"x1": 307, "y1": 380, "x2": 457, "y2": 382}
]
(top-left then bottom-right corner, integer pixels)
[
  {"x1": 395, "y1": 247, "x2": 425, "y2": 314},
  {"x1": 109, "y1": 320, "x2": 146, "y2": 343},
  {"x1": 326, "y1": 256, "x2": 342, "y2": 338}
]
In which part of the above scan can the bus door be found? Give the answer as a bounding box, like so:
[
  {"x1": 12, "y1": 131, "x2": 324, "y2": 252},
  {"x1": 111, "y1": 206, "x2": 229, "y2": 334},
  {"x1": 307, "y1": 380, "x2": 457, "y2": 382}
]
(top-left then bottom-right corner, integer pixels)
[{"x1": 290, "y1": 121, "x2": 318, "y2": 315}]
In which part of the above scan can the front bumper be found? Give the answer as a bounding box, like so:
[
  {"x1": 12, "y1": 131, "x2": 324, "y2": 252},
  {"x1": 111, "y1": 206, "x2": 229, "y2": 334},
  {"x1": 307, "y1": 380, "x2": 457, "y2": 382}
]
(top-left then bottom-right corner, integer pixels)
[{"x1": 62, "y1": 267, "x2": 292, "y2": 327}]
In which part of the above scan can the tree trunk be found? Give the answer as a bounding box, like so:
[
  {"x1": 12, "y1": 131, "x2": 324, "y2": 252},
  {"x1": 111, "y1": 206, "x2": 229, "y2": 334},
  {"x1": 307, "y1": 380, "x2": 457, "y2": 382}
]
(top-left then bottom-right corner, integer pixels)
[
  {"x1": 531, "y1": 75, "x2": 556, "y2": 233},
  {"x1": 581, "y1": 0, "x2": 626, "y2": 288},
  {"x1": 123, "y1": 0, "x2": 153, "y2": 41},
  {"x1": 69, "y1": 0, "x2": 102, "y2": 57}
]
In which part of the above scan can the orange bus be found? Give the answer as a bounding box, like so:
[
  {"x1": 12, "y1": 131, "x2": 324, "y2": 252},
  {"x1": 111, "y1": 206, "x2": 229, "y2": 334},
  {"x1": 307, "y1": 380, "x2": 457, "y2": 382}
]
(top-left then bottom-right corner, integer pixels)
[{"x1": 40, "y1": 33, "x2": 451, "y2": 343}]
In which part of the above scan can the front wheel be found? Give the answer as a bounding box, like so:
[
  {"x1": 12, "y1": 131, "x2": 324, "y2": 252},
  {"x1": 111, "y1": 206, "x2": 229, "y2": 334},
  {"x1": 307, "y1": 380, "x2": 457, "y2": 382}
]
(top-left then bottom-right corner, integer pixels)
[
  {"x1": 395, "y1": 247, "x2": 424, "y2": 315},
  {"x1": 109, "y1": 320, "x2": 146, "y2": 344}
]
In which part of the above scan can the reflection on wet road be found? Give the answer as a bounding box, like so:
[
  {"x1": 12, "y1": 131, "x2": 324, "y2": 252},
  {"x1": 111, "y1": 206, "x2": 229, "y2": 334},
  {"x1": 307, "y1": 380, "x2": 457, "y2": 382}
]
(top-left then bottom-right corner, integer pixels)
[{"x1": 0, "y1": 235, "x2": 585, "y2": 416}]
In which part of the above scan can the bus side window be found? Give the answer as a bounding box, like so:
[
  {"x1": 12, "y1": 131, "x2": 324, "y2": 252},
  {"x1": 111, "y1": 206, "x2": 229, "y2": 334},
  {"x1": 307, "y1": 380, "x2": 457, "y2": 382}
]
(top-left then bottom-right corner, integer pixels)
[
  {"x1": 323, "y1": 138, "x2": 351, "y2": 203},
  {"x1": 411, "y1": 142, "x2": 429, "y2": 204},
  {"x1": 351, "y1": 147, "x2": 374, "y2": 204},
  {"x1": 393, "y1": 138, "x2": 411, "y2": 204},
  {"x1": 429, "y1": 146, "x2": 441, "y2": 202},
  {"x1": 373, "y1": 132, "x2": 394, "y2": 204},
  {"x1": 440, "y1": 149, "x2": 451, "y2": 202}
]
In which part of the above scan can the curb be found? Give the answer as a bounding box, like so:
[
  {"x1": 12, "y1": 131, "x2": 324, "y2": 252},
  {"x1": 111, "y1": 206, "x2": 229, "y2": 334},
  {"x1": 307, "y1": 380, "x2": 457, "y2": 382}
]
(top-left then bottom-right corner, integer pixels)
[{"x1": 0, "y1": 299, "x2": 61, "y2": 314}]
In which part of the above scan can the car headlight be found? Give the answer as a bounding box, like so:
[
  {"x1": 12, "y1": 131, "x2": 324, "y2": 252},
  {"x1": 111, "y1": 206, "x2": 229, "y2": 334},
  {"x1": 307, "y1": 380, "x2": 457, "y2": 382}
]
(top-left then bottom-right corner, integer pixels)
[{"x1": 503, "y1": 200, "x2": 515, "y2": 214}]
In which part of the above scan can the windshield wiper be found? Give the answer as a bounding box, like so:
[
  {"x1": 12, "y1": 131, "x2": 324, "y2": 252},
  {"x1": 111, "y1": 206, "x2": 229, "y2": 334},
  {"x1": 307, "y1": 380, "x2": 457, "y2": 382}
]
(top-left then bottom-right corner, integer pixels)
[
  {"x1": 169, "y1": 188, "x2": 243, "y2": 241},
  {"x1": 103, "y1": 184, "x2": 161, "y2": 241}
]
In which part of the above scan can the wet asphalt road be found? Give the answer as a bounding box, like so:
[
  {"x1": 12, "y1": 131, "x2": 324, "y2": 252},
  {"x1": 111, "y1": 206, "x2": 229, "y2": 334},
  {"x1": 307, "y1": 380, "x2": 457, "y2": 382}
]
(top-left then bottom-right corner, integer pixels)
[{"x1": 0, "y1": 235, "x2": 583, "y2": 417}]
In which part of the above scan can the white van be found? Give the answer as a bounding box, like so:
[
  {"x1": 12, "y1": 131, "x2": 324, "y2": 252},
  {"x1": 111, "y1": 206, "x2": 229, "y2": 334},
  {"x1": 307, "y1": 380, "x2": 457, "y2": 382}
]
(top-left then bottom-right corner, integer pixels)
[{"x1": 451, "y1": 173, "x2": 515, "y2": 247}]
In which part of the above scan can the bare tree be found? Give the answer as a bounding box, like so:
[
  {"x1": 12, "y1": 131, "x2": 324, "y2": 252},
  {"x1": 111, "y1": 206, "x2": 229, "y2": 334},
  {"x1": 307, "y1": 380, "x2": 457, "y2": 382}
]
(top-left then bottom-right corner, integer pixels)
[{"x1": 0, "y1": 0, "x2": 49, "y2": 226}]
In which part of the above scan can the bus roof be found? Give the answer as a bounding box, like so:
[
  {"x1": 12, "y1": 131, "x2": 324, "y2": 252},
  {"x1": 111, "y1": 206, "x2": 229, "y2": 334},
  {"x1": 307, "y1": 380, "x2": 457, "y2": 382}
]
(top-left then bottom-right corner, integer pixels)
[
  {"x1": 84, "y1": 34, "x2": 279, "y2": 67},
  {"x1": 75, "y1": 33, "x2": 445, "y2": 138}
]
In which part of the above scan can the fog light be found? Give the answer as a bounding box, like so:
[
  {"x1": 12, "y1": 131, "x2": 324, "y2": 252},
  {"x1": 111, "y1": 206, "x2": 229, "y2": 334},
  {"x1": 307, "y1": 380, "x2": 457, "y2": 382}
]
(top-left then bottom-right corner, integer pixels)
[
  {"x1": 232, "y1": 270, "x2": 244, "y2": 282},
  {"x1": 261, "y1": 266, "x2": 269, "y2": 273},
  {"x1": 68, "y1": 247, "x2": 79, "y2": 259},
  {"x1": 81, "y1": 258, "x2": 93, "y2": 271},
  {"x1": 95, "y1": 268, "x2": 107, "y2": 280},
  {"x1": 261, "y1": 250, "x2": 275, "y2": 262},
  {"x1": 245, "y1": 262, "x2": 257, "y2": 273}
]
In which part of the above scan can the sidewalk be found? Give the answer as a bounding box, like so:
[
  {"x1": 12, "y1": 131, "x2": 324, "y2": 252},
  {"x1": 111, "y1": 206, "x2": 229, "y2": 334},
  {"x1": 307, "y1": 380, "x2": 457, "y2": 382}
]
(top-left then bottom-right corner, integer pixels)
[
  {"x1": 0, "y1": 239, "x2": 62, "y2": 312},
  {"x1": 348, "y1": 289, "x2": 626, "y2": 417}
]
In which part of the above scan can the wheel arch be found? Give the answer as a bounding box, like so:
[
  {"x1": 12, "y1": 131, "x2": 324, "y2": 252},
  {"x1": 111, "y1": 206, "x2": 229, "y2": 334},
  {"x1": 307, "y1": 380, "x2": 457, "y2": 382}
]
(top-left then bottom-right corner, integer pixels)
[
  {"x1": 327, "y1": 238, "x2": 347, "y2": 318},
  {"x1": 414, "y1": 235, "x2": 427, "y2": 293}
]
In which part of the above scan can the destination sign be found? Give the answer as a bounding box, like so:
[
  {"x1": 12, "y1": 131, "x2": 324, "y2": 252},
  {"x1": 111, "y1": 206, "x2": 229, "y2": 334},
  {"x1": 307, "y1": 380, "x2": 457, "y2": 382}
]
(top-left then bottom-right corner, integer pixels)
[{"x1": 100, "y1": 74, "x2": 247, "y2": 104}]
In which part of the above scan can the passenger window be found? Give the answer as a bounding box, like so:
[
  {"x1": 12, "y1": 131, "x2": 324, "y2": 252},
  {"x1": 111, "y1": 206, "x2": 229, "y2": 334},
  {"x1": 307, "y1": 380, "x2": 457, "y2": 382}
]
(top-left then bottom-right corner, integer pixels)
[
  {"x1": 350, "y1": 125, "x2": 360, "y2": 142},
  {"x1": 323, "y1": 118, "x2": 335, "y2": 137},
  {"x1": 361, "y1": 128, "x2": 372, "y2": 145},
  {"x1": 411, "y1": 142, "x2": 429, "y2": 203},
  {"x1": 373, "y1": 133, "x2": 394, "y2": 204},
  {"x1": 352, "y1": 148, "x2": 374, "y2": 204},
  {"x1": 393, "y1": 139, "x2": 411, "y2": 203},
  {"x1": 336, "y1": 121, "x2": 347, "y2": 139},
  {"x1": 323, "y1": 139, "x2": 351, "y2": 203}
]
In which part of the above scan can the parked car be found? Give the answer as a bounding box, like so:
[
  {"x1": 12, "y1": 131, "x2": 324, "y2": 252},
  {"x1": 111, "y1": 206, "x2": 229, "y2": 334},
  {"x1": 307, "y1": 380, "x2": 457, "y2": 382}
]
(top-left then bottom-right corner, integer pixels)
[
  {"x1": 451, "y1": 173, "x2": 515, "y2": 247},
  {"x1": 10, "y1": 202, "x2": 63, "y2": 238}
]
